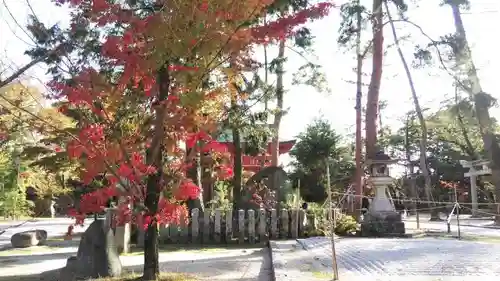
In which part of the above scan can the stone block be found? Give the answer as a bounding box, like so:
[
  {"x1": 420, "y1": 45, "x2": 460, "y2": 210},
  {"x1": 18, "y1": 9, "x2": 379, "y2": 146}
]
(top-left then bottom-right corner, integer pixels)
[{"x1": 11, "y1": 230, "x2": 47, "y2": 248}]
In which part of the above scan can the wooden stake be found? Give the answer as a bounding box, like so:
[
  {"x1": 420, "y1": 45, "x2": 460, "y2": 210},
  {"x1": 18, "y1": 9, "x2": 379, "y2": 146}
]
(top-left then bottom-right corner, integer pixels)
[{"x1": 326, "y1": 161, "x2": 339, "y2": 280}]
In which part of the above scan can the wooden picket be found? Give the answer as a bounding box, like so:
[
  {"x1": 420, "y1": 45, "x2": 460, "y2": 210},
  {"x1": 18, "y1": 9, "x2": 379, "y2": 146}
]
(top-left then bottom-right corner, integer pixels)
[{"x1": 105, "y1": 207, "x2": 312, "y2": 249}]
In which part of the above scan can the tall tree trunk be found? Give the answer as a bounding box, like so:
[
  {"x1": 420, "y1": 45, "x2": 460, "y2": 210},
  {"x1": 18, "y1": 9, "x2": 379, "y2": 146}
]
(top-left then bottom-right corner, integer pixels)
[
  {"x1": 454, "y1": 86, "x2": 478, "y2": 159},
  {"x1": 385, "y1": 2, "x2": 438, "y2": 220},
  {"x1": 404, "y1": 115, "x2": 418, "y2": 214},
  {"x1": 143, "y1": 65, "x2": 170, "y2": 280},
  {"x1": 448, "y1": 1, "x2": 500, "y2": 224},
  {"x1": 378, "y1": 109, "x2": 384, "y2": 138},
  {"x1": 231, "y1": 124, "x2": 243, "y2": 209},
  {"x1": 271, "y1": 38, "x2": 285, "y2": 167},
  {"x1": 354, "y1": 0, "x2": 364, "y2": 219},
  {"x1": 227, "y1": 63, "x2": 243, "y2": 207},
  {"x1": 261, "y1": 15, "x2": 269, "y2": 169},
  {"x1": 270, "y1": 37, "x2": 285, "y2": 208},
  {"x1": 365, "y1": 0, "x2": 384, "y2": 159}
]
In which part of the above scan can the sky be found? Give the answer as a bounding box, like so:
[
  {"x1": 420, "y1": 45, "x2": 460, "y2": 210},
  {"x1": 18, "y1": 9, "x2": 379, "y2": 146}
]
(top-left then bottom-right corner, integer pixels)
[{"x1": 1, "y1": 0, "x2": 500, "y2": 169}]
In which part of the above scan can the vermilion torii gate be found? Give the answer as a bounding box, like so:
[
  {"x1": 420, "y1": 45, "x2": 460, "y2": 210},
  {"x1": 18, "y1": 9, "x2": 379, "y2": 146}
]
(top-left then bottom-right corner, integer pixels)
[{"x1": 459, "y1": 159, "x2": 491, "y2": 217}]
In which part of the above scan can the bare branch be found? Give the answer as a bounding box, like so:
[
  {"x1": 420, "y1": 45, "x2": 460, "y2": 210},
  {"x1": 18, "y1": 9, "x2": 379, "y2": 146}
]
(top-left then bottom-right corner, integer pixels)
[
  {"x1": 0, "y1": 44, "x2": 66, "y2": 88},
  {"x1": 0, "y1": 56, "x2": 45, "y2": 88},
  {"x1": 389, "y1": 19, "x2": 471, "y2": 92},
  {"x1": 1, "y1": 0, "x2": 37, "y2": 46}
]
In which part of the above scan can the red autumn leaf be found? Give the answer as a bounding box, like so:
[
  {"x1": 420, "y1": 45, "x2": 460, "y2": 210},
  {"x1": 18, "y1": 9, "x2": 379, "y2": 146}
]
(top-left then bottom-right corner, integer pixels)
[{"x1": 53, "y1": 0, "x2": 332, "y2": 236}]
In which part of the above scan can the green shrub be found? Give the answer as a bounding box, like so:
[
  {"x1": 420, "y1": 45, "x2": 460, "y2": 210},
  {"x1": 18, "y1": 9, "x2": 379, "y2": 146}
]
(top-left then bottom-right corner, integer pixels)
[
  {"x1": 304, "y1": 204, "x2": 358, "y2": 237},
  {"x1": 0, "y1": 188, "x2": 34, "y2": 219},
  {"x1": 334, "y1": 213, "x2": 358, "y2": 236}
]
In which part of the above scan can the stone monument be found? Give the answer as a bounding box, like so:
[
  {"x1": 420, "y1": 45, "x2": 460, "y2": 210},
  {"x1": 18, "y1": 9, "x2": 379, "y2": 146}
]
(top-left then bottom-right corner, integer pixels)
[
  {"x1": 360, "y1": 151, "x2": 405, "y2": 237},
  {"x1": 59, "y1": 219, "x2": 122, "y2": 280}
]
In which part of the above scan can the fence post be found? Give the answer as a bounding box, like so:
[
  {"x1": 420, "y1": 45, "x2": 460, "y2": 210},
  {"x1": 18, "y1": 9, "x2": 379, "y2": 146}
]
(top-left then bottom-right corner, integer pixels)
[
  {"x1": 203, "y1": 211, "x2": 210, "y2": 243},
  {"x1": 191, "y1": 208, "x2": 199, "y2": 243},
  {"x1": 291, "y1": 209, "x2": 298, "y2": 238},
  {"x1": 169, "y1": 222, "x2": 178, "y2": 243},
  {"x1": 158, "y1": 224, "x2": 170, "y2": 242},
  {"x1": 280, "y1": 209, "x2": 289, "y2": 239},
  {"x1": 270, "y1": 209, "x2": 278, "y2": 239},
  {"x1": 214, "y1": 209, "x2": 222, "y2": 243},
  {"x1": 225, "y1": 209, "x2": 232, "y2": 243},
  {"x1": 259, "y1": 209, "x2": 266, "y2": 242},
  {"x1": 456, "y1": 203, "x2": 461, "y2": 239},
  {"x1": 238, "y1": 209, "x2": 245, "y2": 244},
  {"x1": 180, "y1": 211, "x2": 188, "y2": 243},
  {"x1": 248, "y1": 209, "x2": 255, "y2": 244},
  {"x1": 298, "y1": 209, "x2": 306, "y2": 237}
]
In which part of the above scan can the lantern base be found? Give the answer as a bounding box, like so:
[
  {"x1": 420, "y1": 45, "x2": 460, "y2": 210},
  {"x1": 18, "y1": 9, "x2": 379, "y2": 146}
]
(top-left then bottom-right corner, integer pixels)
[{"x1": 360, "y1": 212, "x2": 405, "y2": 237}]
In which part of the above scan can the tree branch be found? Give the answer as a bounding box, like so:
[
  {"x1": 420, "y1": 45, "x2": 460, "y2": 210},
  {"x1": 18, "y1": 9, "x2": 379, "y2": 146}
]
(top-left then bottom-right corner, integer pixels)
[{"x1": 389, "y1": 19, "x2": 472, "y2": 93}]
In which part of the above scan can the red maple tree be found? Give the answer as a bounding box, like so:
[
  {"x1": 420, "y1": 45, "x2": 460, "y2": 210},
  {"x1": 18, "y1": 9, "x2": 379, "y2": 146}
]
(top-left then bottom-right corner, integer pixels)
[{"x1": 48, "y1": 0, "x2": 333, "y2": 278}]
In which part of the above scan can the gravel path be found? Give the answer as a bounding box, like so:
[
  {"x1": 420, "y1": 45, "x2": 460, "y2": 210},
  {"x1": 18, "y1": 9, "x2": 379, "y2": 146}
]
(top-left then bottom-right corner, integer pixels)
[{"x1": 272, "y1": 237, "x2": 500, "y2": 281}]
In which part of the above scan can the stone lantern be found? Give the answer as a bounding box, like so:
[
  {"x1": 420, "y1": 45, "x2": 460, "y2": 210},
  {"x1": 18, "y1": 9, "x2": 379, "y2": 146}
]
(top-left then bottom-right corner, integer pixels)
[{"x1": 361, "y1": 150, "x2": 405, "y2": 236}]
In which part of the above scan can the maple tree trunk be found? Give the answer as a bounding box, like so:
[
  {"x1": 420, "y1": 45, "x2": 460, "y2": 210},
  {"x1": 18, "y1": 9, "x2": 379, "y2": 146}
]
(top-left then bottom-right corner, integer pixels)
[
  {"x1": 143, "y1": 65, "x2": 170, "y2": 280},
  {"x1": 232, "y1": 125, "x2": 243, "y2": 209},
  {"x1": 354, "y1": 0, "x2": 364, "y2": 219},
  {"x1": 385, "y1": 2, "x2": 437, "y2": 220},
  {"x1": 449, "y1": 2, "x2": 500, "y2": 224},
  {"x1": 365, "y1": 0, "x2": 384, "y2": 160}
]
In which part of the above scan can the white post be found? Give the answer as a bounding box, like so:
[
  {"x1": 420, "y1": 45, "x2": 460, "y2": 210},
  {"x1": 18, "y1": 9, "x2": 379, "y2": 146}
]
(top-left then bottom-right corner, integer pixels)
[
  {"x1": 326, "y1": 160, "x2": 339, "y2": 280},
  {"x1": 470, "y1": 172, "x2": 478, "y2": 216}
]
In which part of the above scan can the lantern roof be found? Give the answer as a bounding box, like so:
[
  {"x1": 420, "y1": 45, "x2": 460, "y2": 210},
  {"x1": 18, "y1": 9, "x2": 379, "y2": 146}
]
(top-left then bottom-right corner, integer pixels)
[{"x1": 365, "y1": 150, "x2": 398, "y2": 166}]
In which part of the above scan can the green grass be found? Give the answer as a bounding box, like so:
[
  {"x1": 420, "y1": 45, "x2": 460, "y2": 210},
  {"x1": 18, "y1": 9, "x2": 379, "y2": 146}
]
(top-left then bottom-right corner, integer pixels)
[
  {"x1": 123, "y1": 243, "x2": 259, "y2": 256},
  {"x1": 311, "y1": 271, "x2": 332, "y2": 279},
  {"x1": 0, "y1": 245, "x2": 60, "y2": 256},
  {"x1": 0, "y1": 217, "x2": 56, "y2": 222},
  {"x1": 82, "y1": 272, "x2": 197, "y2": 281}
]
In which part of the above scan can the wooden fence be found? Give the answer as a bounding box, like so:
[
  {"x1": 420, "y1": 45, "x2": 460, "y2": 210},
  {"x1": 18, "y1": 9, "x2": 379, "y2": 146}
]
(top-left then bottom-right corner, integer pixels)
[{"x1": 105, "y1": 207, "x2": 314, "y2": 253}]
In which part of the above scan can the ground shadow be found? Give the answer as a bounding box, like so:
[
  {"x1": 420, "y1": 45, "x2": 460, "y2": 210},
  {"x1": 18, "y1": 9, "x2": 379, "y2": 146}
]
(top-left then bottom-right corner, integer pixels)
[
  {"x1": 0, "y1": 269, "x2": 60, "y2": 281},
  {"x1": 126, "y1": 248, "x2": 272, "y2": 280},
  {"x1": 0, "y1": 236, "x2": 81, "y2": 252},
  {"x1": 0, "y1": 247, "x2": 273, "y2": 281},
  {"x1": 0, "y1": 251, "x2": 75, "y2": 267}
]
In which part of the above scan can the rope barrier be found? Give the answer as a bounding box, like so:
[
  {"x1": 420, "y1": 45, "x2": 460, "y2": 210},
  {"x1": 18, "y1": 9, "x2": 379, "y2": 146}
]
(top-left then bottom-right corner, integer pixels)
[
  {"x1": 343, "y1": 205, "x2": 446, "y2": 213},
  {"x1": 461, "y1": 206, "x2": 498, "y2": 217},
  {"x1": 331, "y1": 191, "x2": 499, "y2": 207}
]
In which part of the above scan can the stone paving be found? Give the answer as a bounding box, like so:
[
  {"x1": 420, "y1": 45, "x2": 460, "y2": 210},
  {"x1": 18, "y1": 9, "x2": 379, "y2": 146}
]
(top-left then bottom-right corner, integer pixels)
[{"x1": 272, "y1": 237, "x2": 500, "y2": 281}]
